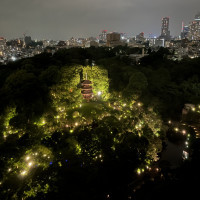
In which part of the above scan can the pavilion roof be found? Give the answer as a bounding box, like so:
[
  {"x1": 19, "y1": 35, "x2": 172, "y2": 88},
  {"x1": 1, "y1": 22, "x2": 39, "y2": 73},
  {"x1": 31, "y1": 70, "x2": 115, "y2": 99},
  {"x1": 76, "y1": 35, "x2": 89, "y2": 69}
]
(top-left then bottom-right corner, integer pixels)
[{"x1": 82, "y1": 80, "x2": 92, "y2": 85}]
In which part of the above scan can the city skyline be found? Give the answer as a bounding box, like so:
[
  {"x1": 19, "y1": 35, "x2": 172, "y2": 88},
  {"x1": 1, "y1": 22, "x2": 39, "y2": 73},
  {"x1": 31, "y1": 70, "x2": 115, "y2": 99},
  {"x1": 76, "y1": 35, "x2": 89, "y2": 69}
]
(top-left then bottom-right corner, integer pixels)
[{"x1": 0, "y1": 0, "x2": 200, "y2": 40}]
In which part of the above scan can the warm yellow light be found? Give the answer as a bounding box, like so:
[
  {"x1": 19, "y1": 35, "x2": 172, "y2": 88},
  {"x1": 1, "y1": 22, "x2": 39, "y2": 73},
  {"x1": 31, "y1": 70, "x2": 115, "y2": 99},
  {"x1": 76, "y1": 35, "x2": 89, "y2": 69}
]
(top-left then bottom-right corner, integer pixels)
[
  {"x1": 182, "y1": 130, "x2": 186, "y2": 134},
  {"x1": 156, "y1": 168, "x2": 159, "y2": 172},
  {"x1": 26, "y1": 156, "x2": 30, "y2": 161},
  {"x1": 174, "y1": 128, "x2": 179, "y2": 132},
  {"x1": 21, "y1": 170, "x2": 27, "y2": 176},
  {"x1": 28, "y1": 162, "x2": 33, "y2": 167},
  {"x1": 137, "y1": 168, "x2": 141, "y2": 175}
]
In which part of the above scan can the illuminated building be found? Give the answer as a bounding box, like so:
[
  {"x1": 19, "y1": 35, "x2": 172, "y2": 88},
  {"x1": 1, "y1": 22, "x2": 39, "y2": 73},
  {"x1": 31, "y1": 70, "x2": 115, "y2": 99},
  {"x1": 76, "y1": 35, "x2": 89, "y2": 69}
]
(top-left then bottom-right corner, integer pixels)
[
  {"x1": 155, "y1": 38, "x2": 165, "y2": 47},
  {"x1": 136, "y1": 32, "x2": 145, "y2": 42},
  {"x1": 188, "y1": 13, "x2": 200, "y2": 40},
  {"x1": 181, "y1": 25, "x2": 189, "y2": 39},
  {"x1": 160, "y1": 17, "x2": 170, "y2": 40},
  {"x1": 99, "y1": 30, "x2": 107, "y2": 42},
  {"x1": 120, "y1": 32, "x2": 128, "y2": 40}
]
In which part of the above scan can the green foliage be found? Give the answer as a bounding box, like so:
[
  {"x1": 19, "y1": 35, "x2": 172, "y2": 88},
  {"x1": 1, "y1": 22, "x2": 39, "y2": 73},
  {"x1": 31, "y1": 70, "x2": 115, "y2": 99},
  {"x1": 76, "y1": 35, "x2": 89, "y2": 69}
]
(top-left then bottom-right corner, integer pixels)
[
  {"x1": 51, "y1": 66, "x2": 82, "y2": 109},
  {"x1": 123, "y1": 71, "x2": 148, "y2": 100},
  {"x1": 0, "y1": 107, "x2": 17, "y2": 137}
]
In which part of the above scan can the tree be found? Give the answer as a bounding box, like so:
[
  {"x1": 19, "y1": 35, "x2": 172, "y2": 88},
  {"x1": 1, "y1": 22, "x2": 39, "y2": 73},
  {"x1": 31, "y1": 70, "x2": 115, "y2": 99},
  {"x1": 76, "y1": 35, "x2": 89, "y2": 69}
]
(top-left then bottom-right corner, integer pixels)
[{"x1": 123, "y1": 71, "x2": 148, "y2": 100}]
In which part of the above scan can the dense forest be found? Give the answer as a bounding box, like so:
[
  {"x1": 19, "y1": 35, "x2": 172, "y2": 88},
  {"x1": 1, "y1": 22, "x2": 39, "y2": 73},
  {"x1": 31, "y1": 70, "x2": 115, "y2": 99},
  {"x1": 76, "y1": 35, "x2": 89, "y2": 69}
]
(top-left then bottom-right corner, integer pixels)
[{"x1": 0, "y1": 46, "x2": 200, "y2": 199}]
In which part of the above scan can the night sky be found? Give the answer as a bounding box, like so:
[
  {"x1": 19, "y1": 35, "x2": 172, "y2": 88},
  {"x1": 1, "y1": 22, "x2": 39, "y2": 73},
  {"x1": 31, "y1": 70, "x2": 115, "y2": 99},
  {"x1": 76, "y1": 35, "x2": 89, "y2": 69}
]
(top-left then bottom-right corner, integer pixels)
[{"x1": 0, "y1": 0, "x2": 200, "y2": 40}]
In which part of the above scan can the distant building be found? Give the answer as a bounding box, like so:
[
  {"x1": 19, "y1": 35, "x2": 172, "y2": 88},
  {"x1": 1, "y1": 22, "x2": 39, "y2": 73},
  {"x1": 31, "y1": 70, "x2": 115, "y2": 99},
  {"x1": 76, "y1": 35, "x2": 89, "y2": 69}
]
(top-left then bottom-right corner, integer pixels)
[
  {"x1": 106, "y1": 32, "x2": 124, "y2": 47},
  {"x1": 0, "y1": 37, "x2": 6, "y2": 51},
  {"x1": 120, "y1": 32, "x2": 128, "y2": 40},
  {"x1": 24, "y1": 36, "x2": 32, "y2": 46},
  {"x1": 181, "y1": 26, "x2": 189, "y2": 39},
  {"x1": 57, "y1": 41, "x2": 67, "y2": 46},
  {"x1": 0, "y1": 37, "x2": 6, "y2": 46},
  {"x1": 136, "y1": 32, "x2": 145, "y2": 42},
  {"x1": 188, "y1": 13, "x2": 200, "y2": 40},
  {"x1": 99, "y1": 30, "x2": 107, "y2": 42},
  {"x1": 160, "y1": 17, "x2": 170, "y2": 40},
  {"x1": 85, "y1": 40, "x2": 99, "y2": 48},
  {"x1": 155, "y1": 38, "x2": 165, "y2": 47}
]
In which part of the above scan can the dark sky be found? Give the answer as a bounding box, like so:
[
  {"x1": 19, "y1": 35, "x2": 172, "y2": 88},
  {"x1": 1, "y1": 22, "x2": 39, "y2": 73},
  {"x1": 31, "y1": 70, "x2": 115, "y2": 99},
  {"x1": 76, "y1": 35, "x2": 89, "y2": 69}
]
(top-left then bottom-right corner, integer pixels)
[{"x1": 0, "y1": 0, "x2": 200, "y2": 40}]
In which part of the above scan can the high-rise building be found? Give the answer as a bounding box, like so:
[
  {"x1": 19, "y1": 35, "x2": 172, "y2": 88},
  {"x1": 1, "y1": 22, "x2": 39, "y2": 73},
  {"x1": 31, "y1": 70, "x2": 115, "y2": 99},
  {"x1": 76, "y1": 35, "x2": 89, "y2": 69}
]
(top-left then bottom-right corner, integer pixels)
[
  {"x1": 160, "y1": 17, "x2": 170, "y2": 40},
  {"x1": 181, "y1": 25, "x2": 189, "y2": 39},
  {"x1": 24, "y1": 36, "x2": 32, "y2": 46},
  {"x1": 99, "y1": 30, "x2": 107, "y2": 42},
  {"x1": 188, "y1": 13, "x2": 200, "y2": 40}
]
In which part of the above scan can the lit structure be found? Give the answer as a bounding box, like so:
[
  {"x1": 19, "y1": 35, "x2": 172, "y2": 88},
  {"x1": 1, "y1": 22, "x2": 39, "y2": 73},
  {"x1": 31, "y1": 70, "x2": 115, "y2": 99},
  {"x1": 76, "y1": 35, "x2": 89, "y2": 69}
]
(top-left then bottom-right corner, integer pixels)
[
  {"x1": 81, "y1": 78, "x2": 93, "y2": 100},
  {"x1": 160, "y1": 17, "x2": 170, "y2": 40},
  {"x1": 0, "y1": 37, "x2": 6, "y2": 46},
  {"x1": 188, "y1": 13, "x2": 200, "y2": 40},
  {"x1": 99, "y1": 30, "x2": 107, "y2": 42},
  {"x1": 181, "y1": 25, "x2": 189, "y2": 39},
  {"x1": 136, "y1": 32, "x2": 145, "y2": 42}
]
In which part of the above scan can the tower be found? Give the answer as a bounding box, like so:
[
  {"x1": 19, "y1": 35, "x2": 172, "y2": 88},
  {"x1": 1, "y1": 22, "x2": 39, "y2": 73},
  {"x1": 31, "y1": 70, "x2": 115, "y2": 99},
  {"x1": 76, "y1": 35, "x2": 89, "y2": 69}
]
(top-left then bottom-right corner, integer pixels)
[
  {"x1": 81, "y1": 73, "x2": 93, "y2": 101},
  {"x1": 188, "y1": 13, "x2": 200, "y2": 40},
  {"x1": 99, "y1": 30, "x2": 107, "y2": 42},
  {"x1": 160, "y1": 17, "x2": 170, "y2": 40}
]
